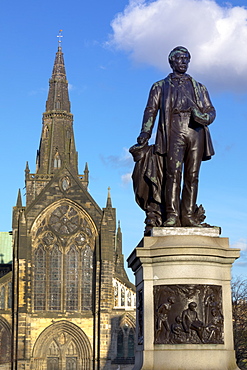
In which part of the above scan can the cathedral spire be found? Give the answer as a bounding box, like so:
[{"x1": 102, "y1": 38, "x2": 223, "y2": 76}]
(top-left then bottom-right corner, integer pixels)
[
  {"x1": 36, "y1": 33, "x2": 78, "y2": 174},
  {"x1": 45, "y1": 32, "x2": 70, "y2": 113}
]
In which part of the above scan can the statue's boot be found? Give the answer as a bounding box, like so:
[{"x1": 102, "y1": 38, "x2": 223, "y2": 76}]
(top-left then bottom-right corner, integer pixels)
[
  {"x1": 164, "y1": 170, "x2": 181, "y2": 227},
  {"x1": 163, "y1": 216, "x2": 181, "y2": 227}
]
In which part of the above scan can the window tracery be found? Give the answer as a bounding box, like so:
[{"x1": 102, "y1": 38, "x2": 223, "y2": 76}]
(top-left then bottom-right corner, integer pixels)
[
  {"x1": 114, "y1": 281, "x2": 118, "y2": 306},
  {"x1": 0, "y1": 282, "x2": 12, "y2": 311},
  {"x1": 47, "y1": 357, "x2": 59, "y2": 370},
  {"x1": 32, "y1": 202, "x2": 96, "y2": 312},
  {"x1": 49, "y1": 205, "x2": 79, "y2": 235},
  {"x1": 112, "y1": 315, "x2": 135, "y2": 365},
  {"x1": 81, "y1": 245, "x2": 93, "y2": 310},
  {"x1": 66, "y1": 246, "x2": 79, "y2": 311},
  {"x1": 127, "y1": 290, "x2": 132, "y2": 307},
  {"x1": 49, "y1": 245, "x2": 62, "y2": 311},
  {"x1": 121, "y1": 286, "x2": 125, "y2": 307},
  {"x1": 34, "y1": 244, "x2": 46, "y2": 311},
  {"x1": 66, "y1": 341, "x2": 77, "y2": 355},
  {"x1": 66, "y1": 357, "x2": 77, "y2": 370},
  {"x1": 49, "y1": 341, "x2": 59, "y2": 356}
]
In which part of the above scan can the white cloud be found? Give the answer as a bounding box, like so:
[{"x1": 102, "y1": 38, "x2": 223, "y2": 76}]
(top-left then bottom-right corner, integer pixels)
[
  {"x1": 122, "y1": 147, "x2": 132, "y2": 160},
  {"x1": 101, "y1": 147, "x2": 132, "y2": 168},
  {"x1": 121, "y1": 172, "x2": 132, "y2": 184},
  {"x1": 231, "y1": 238, "x2": 247, "y2": 251},
  {"x1": 109, "y1": 0, "x2": 247, "y2": 92}
]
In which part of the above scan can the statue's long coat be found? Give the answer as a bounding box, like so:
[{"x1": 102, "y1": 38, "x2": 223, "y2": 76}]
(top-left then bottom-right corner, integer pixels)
[{"x1": 130, "y1": 74, "x2": 216, "y2": 213}]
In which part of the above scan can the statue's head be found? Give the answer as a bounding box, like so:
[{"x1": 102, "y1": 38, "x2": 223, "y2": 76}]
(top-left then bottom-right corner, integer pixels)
[
  {"x1": 188, "y1": 301, "x2": 197, "y2": 311},
  {"x1": 168, "y1": 296, "x2": 175, "y2": 304},
  {"x1": 168, "y1": 46, "x2": 191, "y2": 74}
]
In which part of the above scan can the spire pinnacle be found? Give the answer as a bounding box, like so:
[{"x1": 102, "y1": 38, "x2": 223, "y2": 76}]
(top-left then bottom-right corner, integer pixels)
[
  {"x1": 25, "y1": 161, "x2": 30, "y2": 174},
  {"x1": 45, "y1": 34, "x2": 70, "y2": 112},
  {"x1": 106, "y1": 187, "x2": 112, "y2": 208},
  {"x1": 16, "y1": 189, "x2": 22, "y2": 207}
]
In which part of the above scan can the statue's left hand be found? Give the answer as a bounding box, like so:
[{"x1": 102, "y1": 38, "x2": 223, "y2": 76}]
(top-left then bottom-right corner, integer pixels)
[{"x1": 191, "y1": 108, "x2": 209, "y2": 126}]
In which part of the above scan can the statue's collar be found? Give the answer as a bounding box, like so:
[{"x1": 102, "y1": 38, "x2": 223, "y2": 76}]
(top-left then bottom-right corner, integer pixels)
[{"x1": 169, "y1": 73, "x2": 191, "y2": 81}]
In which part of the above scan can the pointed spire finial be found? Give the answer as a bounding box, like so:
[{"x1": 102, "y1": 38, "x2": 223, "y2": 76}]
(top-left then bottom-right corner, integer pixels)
[
  {"x1": 16, "y1": 189, "x2": 22, "y2": 208},
  {"x1": 25, "y1": 161, "x2": 30, "y2": 174},
  {"x1": 57, "y1": 29, "x2": 63, "y2": 49},
  {"x1": 106, "y1": 186, "x2": 112, "y2": 208}
]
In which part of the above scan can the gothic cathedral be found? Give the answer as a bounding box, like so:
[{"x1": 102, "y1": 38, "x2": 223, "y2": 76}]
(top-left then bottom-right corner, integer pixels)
[{"x1": 0, "y1": 43, "x2": 136, "y2": 369}]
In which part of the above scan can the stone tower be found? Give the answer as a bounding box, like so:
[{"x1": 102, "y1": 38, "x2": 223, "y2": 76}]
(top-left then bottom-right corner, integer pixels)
[{"x1": 0, "y1": 41, "x2": 135, "y2": 370}]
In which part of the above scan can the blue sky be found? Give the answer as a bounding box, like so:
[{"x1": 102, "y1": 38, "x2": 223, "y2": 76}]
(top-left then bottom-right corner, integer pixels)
[{"x1": 0, "y1": 0, "x2": 247, "y2": 282}]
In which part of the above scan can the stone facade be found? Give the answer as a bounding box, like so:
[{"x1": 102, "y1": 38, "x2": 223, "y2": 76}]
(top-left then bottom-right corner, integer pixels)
[{"x1": 0, "y1": 44, "x2": 135, "y2": 370}]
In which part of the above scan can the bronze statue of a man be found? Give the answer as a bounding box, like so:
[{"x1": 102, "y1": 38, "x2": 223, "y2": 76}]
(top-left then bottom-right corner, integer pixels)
[{"x1": 130, "y1": 46, "x2": 216, "y2": 233}]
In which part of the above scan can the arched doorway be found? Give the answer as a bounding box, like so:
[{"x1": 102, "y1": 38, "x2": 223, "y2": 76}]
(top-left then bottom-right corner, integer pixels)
[
  {"x1": 0, "y1": 316, "x2": 11, "y2": 365},
  {"x1": 32, "y1": 320, "x2": 92, "y2": 370}
]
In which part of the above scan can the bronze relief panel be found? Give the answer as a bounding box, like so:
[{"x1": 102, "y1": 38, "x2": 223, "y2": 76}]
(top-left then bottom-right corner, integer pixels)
[{"x1": 154, "y1": 284, "x2": 224, "y2": 344}]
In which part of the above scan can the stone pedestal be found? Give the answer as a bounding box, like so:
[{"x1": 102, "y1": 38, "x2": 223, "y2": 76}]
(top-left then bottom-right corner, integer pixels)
[{"x1": 127, "y1": 228, "x2": 240, "y2": 370}]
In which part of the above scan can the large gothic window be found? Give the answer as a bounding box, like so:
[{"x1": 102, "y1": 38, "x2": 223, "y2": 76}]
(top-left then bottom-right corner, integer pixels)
[
  {"x1": 116, "y1": 326, "x2": 135, "y2": 361},
  {"x1": 112, "y1": 315, "x2": 135, "y2": 365},
  {"x1": 33, "y1": 202, "x2": 96, "y2": 312}
]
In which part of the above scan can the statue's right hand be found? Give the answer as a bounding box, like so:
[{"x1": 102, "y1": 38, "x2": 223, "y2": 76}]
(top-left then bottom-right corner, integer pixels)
[{"x1": 137, "y1": 132, "x2": 149, "y2": 145}]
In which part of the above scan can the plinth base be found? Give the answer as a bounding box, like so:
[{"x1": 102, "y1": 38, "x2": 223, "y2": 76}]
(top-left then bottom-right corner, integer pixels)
[{"x1": 128, "y1": 228, "x2": 240, "y2": 370}]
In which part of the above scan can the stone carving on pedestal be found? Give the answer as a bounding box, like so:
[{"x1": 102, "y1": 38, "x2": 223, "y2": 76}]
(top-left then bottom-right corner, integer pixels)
[
  {"x1": 137, "y1": 289, "x2": 144, "y2": 345},
  {"x1": 154, "y1": 284, "x2": 224, "y2": 344}
]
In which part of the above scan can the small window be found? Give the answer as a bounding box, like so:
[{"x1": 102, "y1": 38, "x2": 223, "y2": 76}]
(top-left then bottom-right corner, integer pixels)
[
  {"x1": 0, "y1": 286, "x2": 5, "y2": 309},
  {"x1": 54, "y1": 152, "x2": 61, "y2": 169}
]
